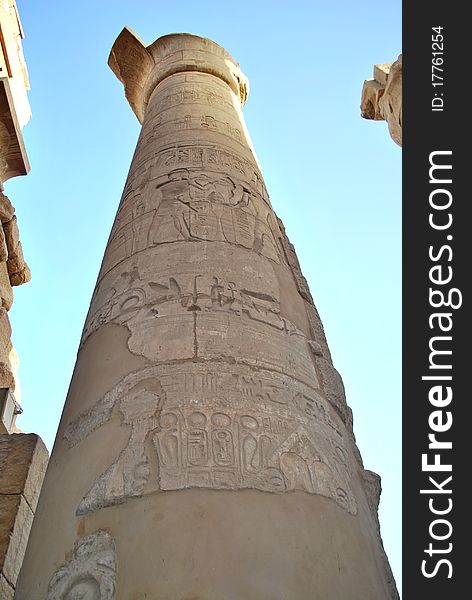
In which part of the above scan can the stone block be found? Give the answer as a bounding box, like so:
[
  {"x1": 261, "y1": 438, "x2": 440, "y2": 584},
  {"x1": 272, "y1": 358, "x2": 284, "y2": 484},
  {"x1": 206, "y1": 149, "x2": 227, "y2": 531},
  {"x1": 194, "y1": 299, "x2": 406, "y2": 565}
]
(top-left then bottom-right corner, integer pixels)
[
  {"x1": 361, "y1": 55, "x2": 402, "y2": 146},
  {"x1": 0, "y1": 434, "x2": 48, "y2": 591},
  {"x1": 373, "y1": 63, "x2": 391, "y2": 86},
  {"x1": 0, "y1": 494, "x2": 33, "y2": 586},
  {"x1": 0, "y1": 494, "x2": 20, "y2": 571},
  {"x1": 0, "y1": 434, "x2": 49, "y2": 510},
  {"x1": 360, "y1": 79, "x2": 385, "y2": 120}
]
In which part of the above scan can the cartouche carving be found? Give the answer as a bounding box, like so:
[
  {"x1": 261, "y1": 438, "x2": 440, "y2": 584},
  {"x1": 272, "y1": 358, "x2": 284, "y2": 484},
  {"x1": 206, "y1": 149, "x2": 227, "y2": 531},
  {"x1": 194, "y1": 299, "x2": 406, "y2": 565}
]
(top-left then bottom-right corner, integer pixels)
[{"x1": 64, "y1": 365, "x2": 357, "y2": 516}]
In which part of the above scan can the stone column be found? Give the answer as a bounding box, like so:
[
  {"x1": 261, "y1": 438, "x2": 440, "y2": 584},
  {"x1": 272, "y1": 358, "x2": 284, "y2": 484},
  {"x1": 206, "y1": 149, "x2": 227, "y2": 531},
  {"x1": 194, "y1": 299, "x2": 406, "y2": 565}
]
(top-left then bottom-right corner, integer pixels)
[{"x1": 16, "y1": 30, "x2": 398, "y2": 599}]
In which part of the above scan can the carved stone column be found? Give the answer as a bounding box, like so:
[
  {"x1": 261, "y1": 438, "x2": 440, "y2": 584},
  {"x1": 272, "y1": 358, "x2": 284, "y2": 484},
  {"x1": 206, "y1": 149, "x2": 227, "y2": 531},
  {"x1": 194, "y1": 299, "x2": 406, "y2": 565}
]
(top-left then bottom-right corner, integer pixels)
[{"x1": 16, "y1": 30, "x2": 398, "y2": 599}]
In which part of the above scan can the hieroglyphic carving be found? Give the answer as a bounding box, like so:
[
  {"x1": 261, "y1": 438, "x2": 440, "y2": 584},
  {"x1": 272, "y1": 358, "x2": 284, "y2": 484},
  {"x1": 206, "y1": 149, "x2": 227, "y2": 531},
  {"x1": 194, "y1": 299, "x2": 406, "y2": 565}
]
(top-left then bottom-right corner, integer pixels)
[
  {"x1": 161, "y1": 145, "x2": 245, "y2": 177},
  {"x1": 101, "y1": 168, "x2": 280, "y2": 279},
  {"x1": 84, "y1": 238, "x2": 319, "y2": 384},
  {"x1": 47, "y1": 531, "x2": 116, "y2": 600},
  {"x1": 146, "y1": 82, "x2": 234, "y2": 120},
  {"x1": 130, "y1": 143, "x2": 269, "y2": 202},
  {"x1": 143, "y1": 112, "x2": 243, "y2": 144},
  {"x1": 64, "y1": 364, "x2": 356, "y2": 516},
  {"x1": 84, "y1": 269, "x2": 297, "y2": 344},
  {"x1": 83, "y1": 269, "x2": 318, "y2": 385}
]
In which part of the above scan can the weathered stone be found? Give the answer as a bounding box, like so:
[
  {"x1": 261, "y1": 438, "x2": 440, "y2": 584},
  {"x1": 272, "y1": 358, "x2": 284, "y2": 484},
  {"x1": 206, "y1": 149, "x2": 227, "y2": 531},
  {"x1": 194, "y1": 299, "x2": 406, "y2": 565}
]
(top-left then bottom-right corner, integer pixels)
[
  {"x1": 0, "y1": 307, "x2": 12, "y2": 358},
  {"x1": 379, "y1": 54, "x2": 402, "y2": 146},
  {"x1": 362, "y1": 468, "x2": 382, "y2": 528},
  {"x1": 0, "y1": 494, "x2": 33, "y2": 586},
  {"x1": 16, "y1": 32, "x2": 398, "y2": 599},
  {"x1": 0, "y1": 194, "x2": 14, "y2": 224},
  {"x1": 0, "y1": 497, "x2": 15, "y2": 568},
  {"x1": 0, "y1": 22, "x2": 33, "y2": 555},
  {"x1": 360, "y1": 78, "x2": 385, "y2": 120},
  {"x1": 0, "y1": 291, "x2": 14, "y2": 389},
  {"x1": 361, "y1": 55, "x2": 402, "y2": 146},
  {"x1": 6, "y1": 241, "x2": 30, "y2": 285},
  {"x1": 0, "y1": 260, "x2": 13, "y2": 310},
  {"x1": 0, "y1": 573, "x2": 14, "y2": 600},
  {"x1": 6, "y1": 347, "x2": 21, "y2": 418},
  {"x1": 0, "y1": 225, "x2": 8, "y2": 262},
  {"x1": 373, "y1": 63, "x2": 392, "y2": 86},
  {"x1": 0, "y1": 434, "x2": 49, "y2": 510},
  {"x1": 9, "y1": 263, "x2": 30, "y2": 286},
  {"x1": 0, "y1": 435, "x2": 48, "y2": 593},
  {"x1": 316, "y1": 355, "x2": 352, "y2": 426},
  {"x1": 2, "y1": 216, "x2": 19, "y2": 255},
  {"x1": 59, "y1": 363, "x2": 356, "y2": 517},
  {"x1": 0, "y1": 364, "x2": 14, "y2": 390},
  {"x1": 0, "y1": 0, "x2": 31, "y2": 182},
  {"x1": 46, "y1": 531, "x2": 116, "y2": 600}
]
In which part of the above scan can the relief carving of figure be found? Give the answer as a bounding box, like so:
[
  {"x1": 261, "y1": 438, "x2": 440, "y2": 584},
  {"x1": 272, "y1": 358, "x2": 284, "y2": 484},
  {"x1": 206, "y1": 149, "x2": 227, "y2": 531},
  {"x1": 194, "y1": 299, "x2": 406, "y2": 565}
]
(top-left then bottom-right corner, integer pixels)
[
  {"x1": 47, "y1": 531, "x2": 116, "y2": 600},
  {"x1": 102, "y1": 163, "x2": 282, "y2": 276},
  {"x1": 64, "y1": 366, "x2": 356, "y2": 517},
  {"x1": 149, "y1": 169, "x2": 254, "y2": 246},
  {"x1": 109, "y1": 165, "x2": 281, "y2": 259},
  {"x1": 64, "y1": 377, "x2": 164, "y2": 515}
]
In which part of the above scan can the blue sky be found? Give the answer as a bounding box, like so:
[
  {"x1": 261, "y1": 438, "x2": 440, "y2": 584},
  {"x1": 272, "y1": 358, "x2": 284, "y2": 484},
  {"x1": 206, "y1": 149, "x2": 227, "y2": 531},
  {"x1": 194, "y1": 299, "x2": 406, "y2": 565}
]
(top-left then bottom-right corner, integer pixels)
[{"x1": 9, "y1": 0, "x2": 401, "y2": 591}]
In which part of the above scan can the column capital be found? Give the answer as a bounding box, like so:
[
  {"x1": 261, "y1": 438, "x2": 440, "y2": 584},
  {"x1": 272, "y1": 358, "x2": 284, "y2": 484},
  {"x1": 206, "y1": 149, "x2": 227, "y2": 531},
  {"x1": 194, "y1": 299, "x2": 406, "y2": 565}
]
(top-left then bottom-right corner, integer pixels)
[{"x1": 108, "y1": 28, "x2": 249, "y2": 123}]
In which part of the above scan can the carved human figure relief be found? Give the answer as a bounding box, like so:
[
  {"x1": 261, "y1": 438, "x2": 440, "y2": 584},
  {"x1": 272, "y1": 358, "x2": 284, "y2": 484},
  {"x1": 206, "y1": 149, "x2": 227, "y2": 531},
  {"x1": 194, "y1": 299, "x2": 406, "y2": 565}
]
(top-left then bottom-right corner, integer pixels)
[
  {"x1": 101, "y1": 166, "x2": 282, "y2": 277},
  {"x1": 64, "y1": 365, "x2": 357, "y2": 516},
  {"x1": 47, "y1": 531, "x2": 116, "y2": 600},
  {"x1": 64, "y1": 377, "x2": 164, "y2": 515}
]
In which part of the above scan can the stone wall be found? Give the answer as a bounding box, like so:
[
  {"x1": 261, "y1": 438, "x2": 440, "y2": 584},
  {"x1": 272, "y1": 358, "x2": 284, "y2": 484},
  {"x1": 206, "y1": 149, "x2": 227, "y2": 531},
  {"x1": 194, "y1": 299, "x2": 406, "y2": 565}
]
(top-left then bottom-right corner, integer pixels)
[
  {"x1": 0, "y1": 4, "x2": 50, "y2": 597},
  {"x1": 0, "y1": 434, "x2": 48, "y2": 598},
  {"x1": 0, "y1": 0, "x2": 31, "y2": 417},
  {"x1": 0, "y1": 191, "x2": 30, "y2": 397}
]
